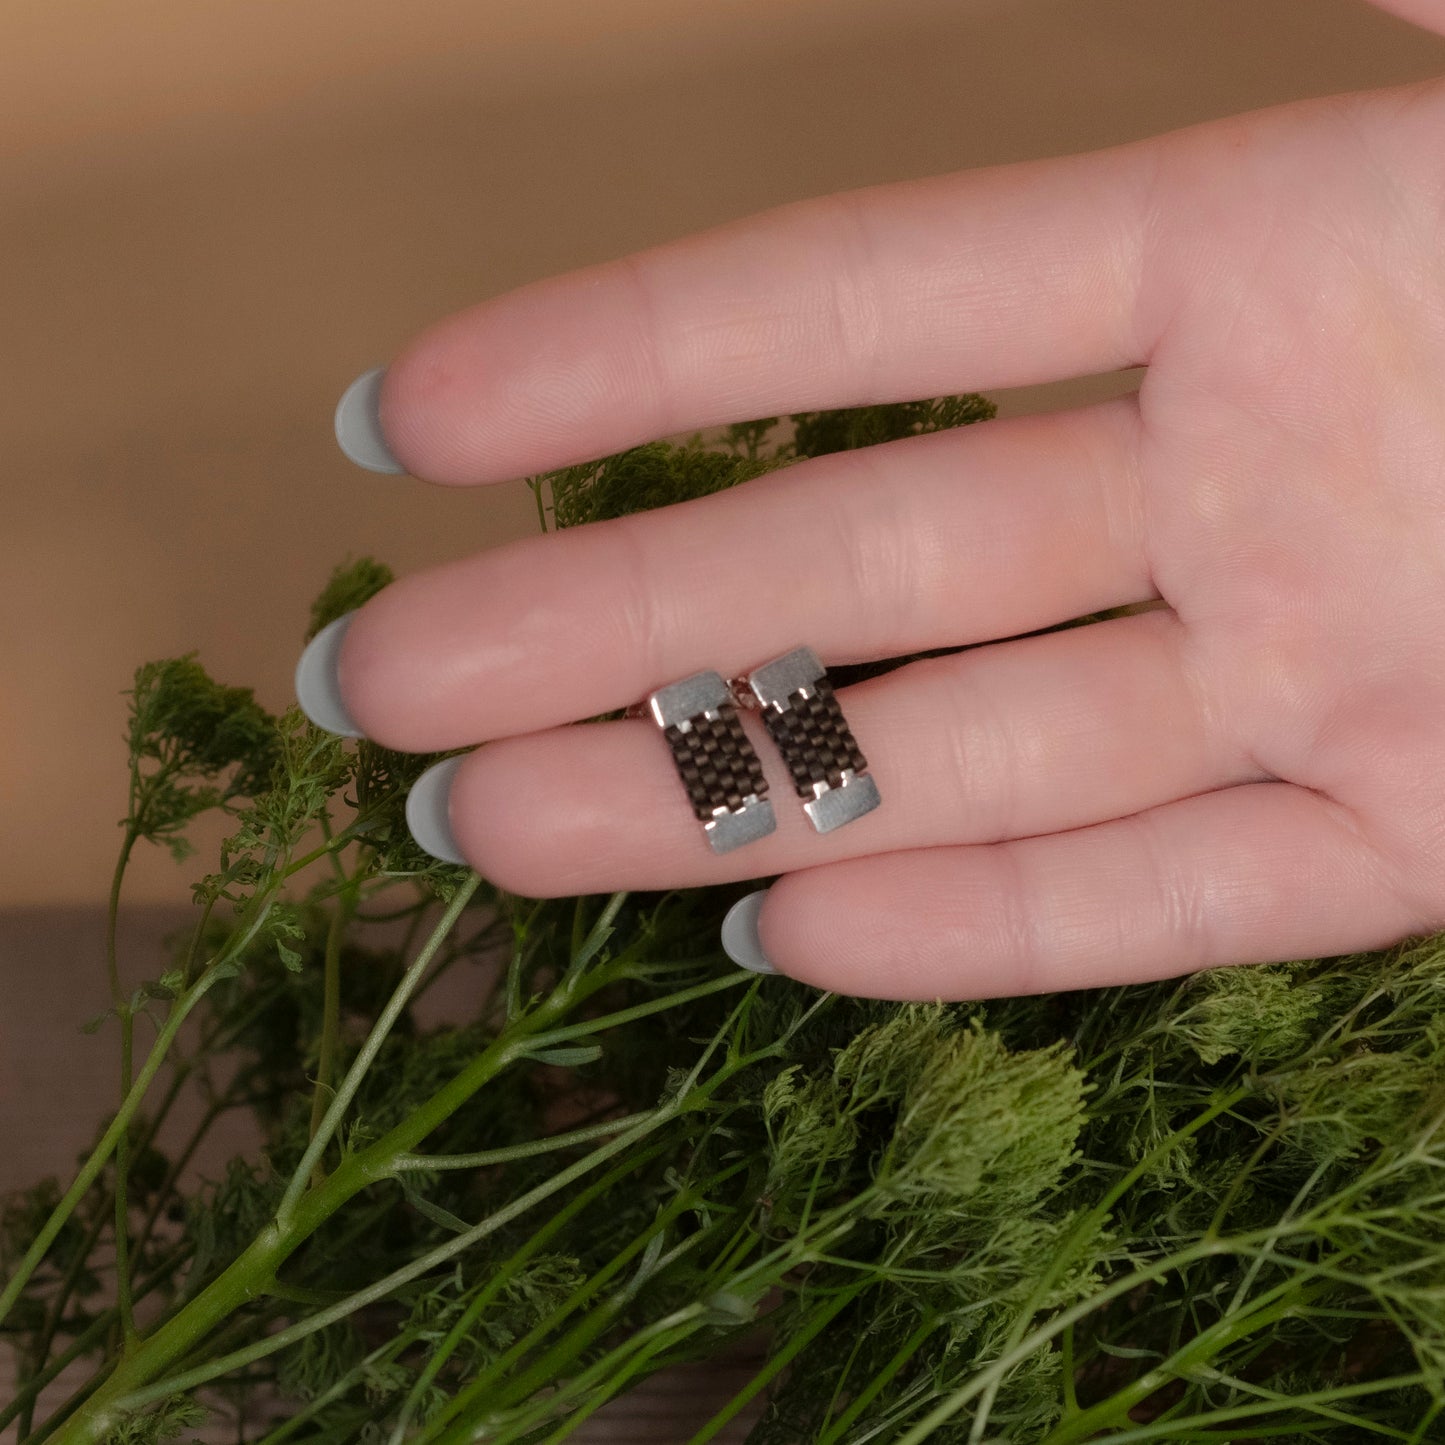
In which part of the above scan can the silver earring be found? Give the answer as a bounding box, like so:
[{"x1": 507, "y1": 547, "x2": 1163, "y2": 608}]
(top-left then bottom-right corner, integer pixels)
[
  {"x1": 746, "y1": 646, "x2": 879, "y2": 833},
  {"x1": 647, "y1": 670, "x2": 776, "y2": 853}
]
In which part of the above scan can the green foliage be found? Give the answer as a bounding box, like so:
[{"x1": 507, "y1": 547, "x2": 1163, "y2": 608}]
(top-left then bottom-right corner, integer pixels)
[
  {"x1": 789, "y1": 394, "x2": 996, "y2": 458},
  {"x1": 5, "y1": 395, "x2": 1445, "y2": 1444},
  {"x1": 100, "y1": 1394, "x2": 206, "y2": 1445},
  {"x1": 544, "y1": 393, "x2": 997, "y2": 531},
  {"x1": 547, "y1": 440, "x2": 783, "y2": 529},
  {"x1": 123, "y1": 656, "x2": 278, "y2": 860},
  {"x1": 306, "y1": 557, "x2": 394, "y2": 640}
]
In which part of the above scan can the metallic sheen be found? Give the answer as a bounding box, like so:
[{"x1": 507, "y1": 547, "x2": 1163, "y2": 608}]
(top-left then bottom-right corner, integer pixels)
[
  {"x1": 648, "y1": 668, "x2": 776, "y2": 854},
  {"x1": 748, "y1": 646, "x2": 825, "y2": 710},
  {"x1": 804, "y1": 770, "x2": 881, "y2": 833},
  {"x1": 649, "y1": 670, "x2": 733, "y2": 730},
  {"x1": 747, "y1": 644, "x2": 880, "y2": 835}
]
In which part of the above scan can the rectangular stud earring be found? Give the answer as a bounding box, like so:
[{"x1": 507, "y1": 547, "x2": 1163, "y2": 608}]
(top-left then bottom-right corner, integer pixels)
[
  {"x1": 747, "y1": 646, "x2": 881, "y2": 833},
  {"x1": 648, "y1": 670, "x2": 776, "y2": 854}
]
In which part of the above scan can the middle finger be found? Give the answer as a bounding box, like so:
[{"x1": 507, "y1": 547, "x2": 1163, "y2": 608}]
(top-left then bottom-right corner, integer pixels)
[{"x1": 338, "y1": 397, "x2": 1153, "y2": 752}]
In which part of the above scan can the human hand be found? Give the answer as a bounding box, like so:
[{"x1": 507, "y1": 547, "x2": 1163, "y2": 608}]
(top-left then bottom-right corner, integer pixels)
[{"x1": 299, "y1": 35, "x2": 1445, "y2": 1000}]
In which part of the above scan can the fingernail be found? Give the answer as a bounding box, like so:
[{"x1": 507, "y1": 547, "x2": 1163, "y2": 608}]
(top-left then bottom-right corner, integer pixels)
[
  {"x1": 721, "y1": 890, "x2": 776, "y2": 975},
  {"x1": 335, "y1": 366, "x2": 406, "y2": 474},
  {"x1": 295, "y1": 613, "x2": 365, "y2": 738},
  {"x1": 406, "y1": 756, "x2": 469, "y2": 865}
]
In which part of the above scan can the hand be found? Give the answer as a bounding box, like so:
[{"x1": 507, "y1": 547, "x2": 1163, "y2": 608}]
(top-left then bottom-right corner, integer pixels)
[{"x1": 303, "y1": 25, "x2": 1445, "y2": 1000}]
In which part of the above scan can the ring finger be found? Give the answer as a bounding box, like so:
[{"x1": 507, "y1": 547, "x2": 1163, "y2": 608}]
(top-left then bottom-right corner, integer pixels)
[{"x1": 441, "y1": 605, "x2": 1255, "y2": 895}]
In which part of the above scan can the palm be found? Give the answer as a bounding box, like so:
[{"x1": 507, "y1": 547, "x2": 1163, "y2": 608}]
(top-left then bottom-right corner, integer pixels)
[
  {"x1": 1140, "y1": 86, "x2": 1445, "y2": 915},
  {"x1": 319, "y1": 32, "x2": 1445, "y2": 998}
]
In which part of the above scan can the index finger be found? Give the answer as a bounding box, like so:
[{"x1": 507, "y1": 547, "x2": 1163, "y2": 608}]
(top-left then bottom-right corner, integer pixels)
[{"x1": 377, "y1": 140, "x2": 1159, "y2": 485}]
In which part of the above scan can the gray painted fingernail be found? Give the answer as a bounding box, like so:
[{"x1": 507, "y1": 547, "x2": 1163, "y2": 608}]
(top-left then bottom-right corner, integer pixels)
[
  {"x1": 406, "y1": 756, "x2": 469, "y2": 865},
  {"x1": 295, "y1": 613, "x2": 365, "y2": 738},
  {"x1": 721, "y1": 890, "x2": 776, "y2": 975},
  {"x1": 335, "y1": 366, "x2": 406, "y2": 474}
]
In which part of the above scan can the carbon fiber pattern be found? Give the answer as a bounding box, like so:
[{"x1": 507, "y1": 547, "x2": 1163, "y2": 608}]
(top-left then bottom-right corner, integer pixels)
[
  {"x1": 762, "y1": 677, "x2": 869, "y2": 797},
  {"x1": 663, "y1": 707, "x2": 770, "y2": 821}
]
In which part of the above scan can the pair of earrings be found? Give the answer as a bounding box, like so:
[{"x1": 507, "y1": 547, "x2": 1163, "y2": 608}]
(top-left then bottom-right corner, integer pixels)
[{"x1": 647, "y1": 645, "x2": 880, "y2": 854}]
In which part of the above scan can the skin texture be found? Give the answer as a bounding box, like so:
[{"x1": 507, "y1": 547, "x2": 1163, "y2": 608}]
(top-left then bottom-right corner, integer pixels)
[{"x1": 330, "y1": 0, "x2": 1445, "y2": 999}]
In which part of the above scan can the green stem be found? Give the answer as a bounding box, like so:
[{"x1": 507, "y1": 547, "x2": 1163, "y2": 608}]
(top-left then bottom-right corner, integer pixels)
[
  {"x1": 506, "y1": 1311, "x2": 717, "y2": 1445},
  {"x1": 1068, "y1": 1372, "x2": 1428, "y2": 1444},
  {"x1": 47, "y1": 899, "x2": 748, "y2": 1443},
  {"x1": 106, "y1": 1106, "x2": 697, "y2": 1421},
  {"x1": 105, "y1": 828, "x2": 139, "y2": 1350},
  {"x1": 1039, "y1": 1278, "x2": 1334, "y2": 1445},
  {"x1": 1163, "y1": 1356, "x2": 1420, "y2": 1441},
  {"x1": 105, "y1": 829, "x2": 136, "y2": 1012},
  {"x1": 307, "y1": 884, "x2": 356, "y2": 1184},
  {"x1": 1408, "y1": 1398, "x2": 1445, "y2": 1445},
  {"x1": 48, "y1": 926, "x2": 704, "y2": 1441},
  {"x1": 458, "y1": 1231, "x2": 739, "y2": 1445},
  {"x1": 473, "y1": 1180, "x2": 826, "y2": 1445},
  {"x1": 1059, "y1": 1322, "x2": 1078, "y2": 1415},
  {"x1": 4, "y1": 1306, "x2": 116, "y2": 1439},
  {"x1": 1, "y1": 879, "x2": 280, "y2": 1338},
  {"x1": 0, "y1": 977, "x2": 220, "y2": 1332},
  {"x1": 252, "y1": 1337, "x2": 410, "y2": 1445},
  {"x1": 9, "y1": 1245, "x2": 193, "y2": 1444},
  {"x1": 815, "y1": 1326, "x2": 872, "y2": 1440},
  {"x1": 893, "y1": 1216, "x2": 1336, "y2": 1445},
  {"x1": 16, "y1": 1190, "x2": 114, "y2": 1436},
  {"x1": 391, "y1": 1111, "x2": 655, "y2": 1172},
  {"x1": 276, "y1": 812, "x2": 385, "y2": 883},
  {"x1": 411, "y1": 1008, "x2": 768, "y2": 1443},
  {"x1": 468, "y1": 1226, "x2": 720, "y2": 1430},
  {"x1": 21, "y1": 1037, "x2": 204, "y2": 1430},
  {"x1": 443, "y1": 1154, "x2": 826, "y2": 1445},
  {"x1": 113, "y1": 1013, "x2": 137, "y2": 1351},
  {"x1": 5, "y1": 1317, "x2": 114, "y2": 1442},
  {"x1": 814, "y1": 1314, "x2": 939, "y2": 1445},
  {"x1": 518, "y1": 971, "x2": 751, "y2": 1052},
  {"x1": 279, "y1": 873, "x2": 481, "y2": 1220},
  {"x1": 133, "y1": 1096, "x2": 219, "y2": 1267},
  {"x1": 179, "y1": 892, "x2": 217, "y2": 991},
  {"x1": 1220, "y1": 1156, "x2": 1332, "y2": 1317},
  {"x1": 388, "y1": 1135, "x2": 678, "y2": 1445},
  {"x1": 963, "y1": 1083, "x2": 1253, "y2": 1444},
  {"x1": 686, "y1": 1283, "x2": 864, "y2": 1445},
  {"x1": 570, "y1": 895, "x2": 589, "y2": 966},
  {"x1": 528, "y1": 475, "x2": 549, "y2": 532},
  {"x1": 387, "y1": 973, "x2": 744, "y2": 1206}
]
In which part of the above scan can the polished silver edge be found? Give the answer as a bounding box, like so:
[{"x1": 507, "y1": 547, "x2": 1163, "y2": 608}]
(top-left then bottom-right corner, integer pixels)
[
  {"x1": 748, "y1": 645, "x2": 824, "y2": 710},
  {"x1": 649, "y1": 670, "x2": 732, "y2": 729},
  {"x1": 705, "y1": 796, "x2": 777, "y2": 853},
  {"x1": 804, "y1": 771, "x2": 881, "y2": 834}
]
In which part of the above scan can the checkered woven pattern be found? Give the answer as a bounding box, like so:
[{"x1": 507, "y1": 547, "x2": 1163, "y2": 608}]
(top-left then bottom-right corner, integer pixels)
[
  {"x1": 663, "y1": 706, "x2": 770, "y2": 820},
  {"x1": 762, "y1": 679, "x2": 868, "y2": 797}
]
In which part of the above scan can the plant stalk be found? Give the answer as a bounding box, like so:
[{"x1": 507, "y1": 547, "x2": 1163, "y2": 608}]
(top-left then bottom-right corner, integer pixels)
[
  {"x1": 44, "y1": 908, "x2": 750, "y2": 1444},
  {"x1": 306, "y1": 882, "x2": 356, "y2": 1185},
  {"x1": 0, "y1": 978, "x2": 220, "y2": 1331}
]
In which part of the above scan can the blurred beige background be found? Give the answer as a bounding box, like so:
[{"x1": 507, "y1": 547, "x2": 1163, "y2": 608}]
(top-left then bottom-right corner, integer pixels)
[{"x1": 5, "y1": 0, "x2": 1445, "y2": 909}]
